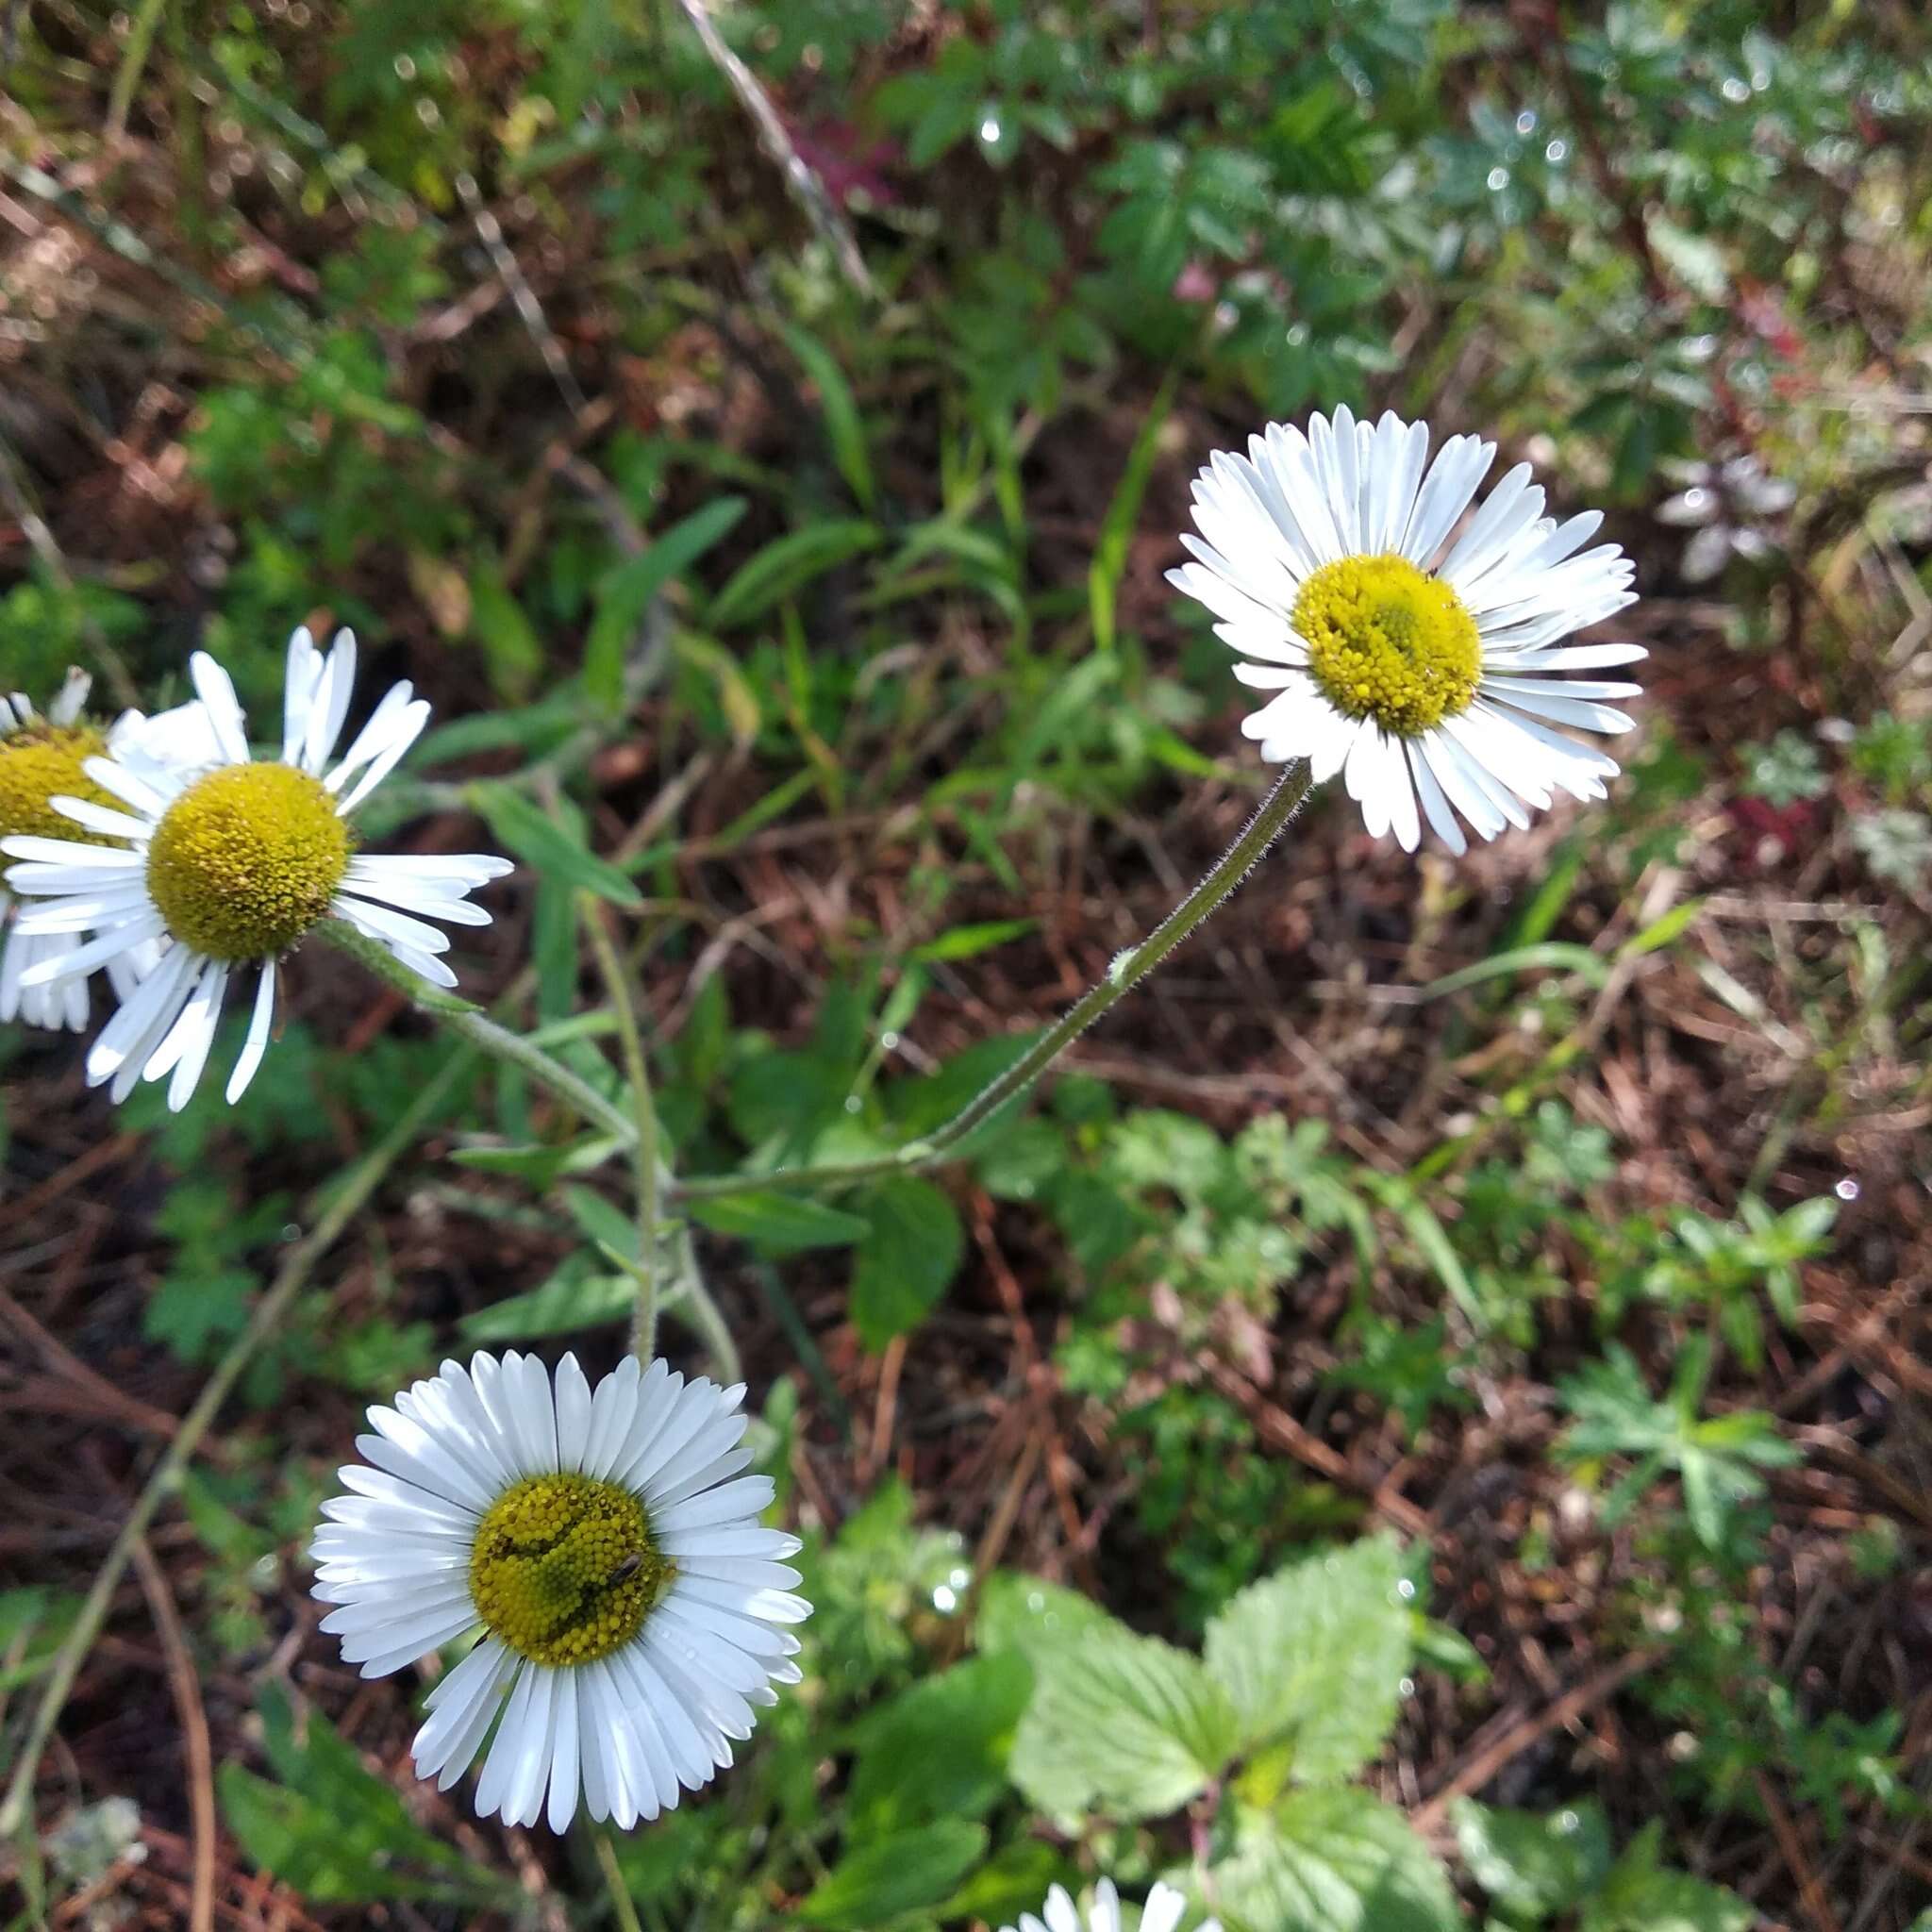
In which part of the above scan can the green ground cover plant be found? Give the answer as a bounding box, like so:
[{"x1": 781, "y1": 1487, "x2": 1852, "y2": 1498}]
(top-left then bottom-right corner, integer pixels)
[{"x1": 1, "y1": 2, "x2": 1929, "y2": 1928}]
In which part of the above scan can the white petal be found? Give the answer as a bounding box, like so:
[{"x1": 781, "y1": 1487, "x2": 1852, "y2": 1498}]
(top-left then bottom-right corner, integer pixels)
[
  {"x1": 283, "y1": 627, "x2": 323, "y2": 763},
  {"x1": 1401, "y1": 434, "x2": 1493, "y2": 565},
  {"x1": 225, "y1": 965, "x2": 277, "y2": 1104},
  {"x1": 189, "y1": 653, "x2": 251, "y2": 765}
]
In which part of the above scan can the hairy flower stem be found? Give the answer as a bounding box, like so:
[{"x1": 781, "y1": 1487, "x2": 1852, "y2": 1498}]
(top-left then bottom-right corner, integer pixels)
[
  {"x1": 319, "y1": 920, "x2": 739, "y2": 1381},
  {"x1": 670, "y1": 761, "x2": 1315, "y2": 1204},
  {"x1": 579, "y1": 897, "x2": 664, "y2": 1366}
]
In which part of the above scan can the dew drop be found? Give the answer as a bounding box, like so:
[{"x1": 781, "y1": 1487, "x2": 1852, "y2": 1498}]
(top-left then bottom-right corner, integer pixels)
[
  {"x1": 392, "y1": 52, "x2": 416, "y2": 79},
  {"x1": 1487, "y1": 166, "x2": 1509, "y2": 192},
  {"x1": 1545, "y1": 138, "x2": 1569, "y2": 163},
  {"x1": 842, "y1": 1094, "x2": 862, "y2": 1114},
  {"x1": 1722, "y1": 76, "x2": 1751, "y2": 103},
  {"x1": 880, "y1": 1030, "x2": 900, "y2": 1052},
  {"x1": 1836, "y1": 1176, "x2": 1860, "y2": 1201},
  {"x1": 932, "y1": 1584, "x2": 958, "y2": 1613},
  {"x1": 1399, "y1": 1675, "x2": 1415, "y2": 1697},
  {"x1": 1514, "y1": 108, "x2": 1538, "y2": 135},
  {"x1": 1285, "y1": 322, "x2": 1309, "y2": 347},
  {"x1": 978, "y1": 114, "x2": 1003, "y2": 145}
]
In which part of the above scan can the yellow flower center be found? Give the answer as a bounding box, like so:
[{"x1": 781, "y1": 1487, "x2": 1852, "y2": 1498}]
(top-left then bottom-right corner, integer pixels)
[
  {"x1": 146, "y1": 762, "x2": 352, "y2": 961},
  {"x1": 469, "y1": 1473, "x2": 672, "y2": 1668},
  {"x1": 1294, "y1": 552, "x2": 1482, "y2": 738},
  {"x1": 0, "y1": 724, "x2": 118, "y2": 848}
]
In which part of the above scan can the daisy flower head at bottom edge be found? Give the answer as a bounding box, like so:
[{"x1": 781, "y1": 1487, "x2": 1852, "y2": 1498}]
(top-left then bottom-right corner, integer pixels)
[
  {"x1": 310, "y1": 1350, "x2": 810, "y2": 1833},
  {"x1": 1, "y1": 631, "x2": 510, "y2": 1110},
  {"x1": 1006, "y1": 1880, "x2": 1220, "y2": 1932},
  {"x1": 1168, "y1": 403, "x2": 1645, "y2": 854},
  {"x1": 0, "y1": 670, "x2": 220, "y2": 1031}
]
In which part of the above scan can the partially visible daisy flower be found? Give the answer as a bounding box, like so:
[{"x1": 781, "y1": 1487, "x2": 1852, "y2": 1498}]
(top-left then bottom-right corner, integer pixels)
[
  {"x1": 310, "y1": 1352, "x2": 809, "y2": 1833},
  {"x1": 0, "y1": 670, "x2": 219, "y2": 1031},
  {"x1": 1169, "y1": 405, "x2": 1644, "y2": 853},
  {"x1": 1005, "y1": 1879, "x2": 1217, "y2": 1932},
  {"x1": 0, "y1": 629, "x2": 511, "y2": 1109}
]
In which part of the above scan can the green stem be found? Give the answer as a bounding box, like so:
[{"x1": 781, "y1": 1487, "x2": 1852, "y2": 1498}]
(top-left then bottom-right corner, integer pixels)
[
  {"x1": 0, "y1": 1054, "x2": 469, "y2": 1839},
  {"x1": 669, "y1": 762, "x2": 1314, "y2": 1203},
  {"x1": 106, "y1": 0, "x2": 171, "y2": 147},
  {"x1": 592, "y1": 1829, "x2": 644, "y2": 1932},
  {"x1": 321, "y1": 919, "x2": 634, "y2": 1142},
  {"x1": 579, "y1": 897, "x2": 664, "y2": 1364}
]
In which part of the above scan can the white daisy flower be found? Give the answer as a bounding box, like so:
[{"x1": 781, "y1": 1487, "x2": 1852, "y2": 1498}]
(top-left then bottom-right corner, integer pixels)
[
  {"x1": 310, "y1": 1351, "x2": 810, "y2": 1834},
  {"x1": 1169, "y1": 405, "x2": 1644, "y2": 853},
  {"x1": 0, "y1": 629, "x2": 511, "y2": 1109},
  {"x1": 1005, "y1": 1879, "x2": 1217, "y2": 1932},
  {"x1": 0, "y1": 670, "x2": 221, "y2": 1032}
]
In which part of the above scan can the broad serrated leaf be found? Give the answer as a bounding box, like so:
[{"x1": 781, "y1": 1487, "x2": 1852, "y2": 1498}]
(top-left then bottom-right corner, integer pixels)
[
  {"x1": 974, "y1": 1570, "x2": 1115, "y2": 1658},
  {"x1": 799, "y1": 1819, "x2": 988, "y2": 1929},
  {"x1": 1009, "y1": 1620, "x2": 1239, "y2": 1821},
  {"x1": 1581, "y1": 1824, "x2": 1753, "y2": 1932},
  {"x1": 1215, "y1": 1789, "x2": 1458, "y2": 1932},
  {"x1": 1453, "y1": 1798, "x2": 1613, "y2": 1921},
  {"x1": 845, "y1": 1651, "x2": 1032, "y2": 1834},
  {"x1": 850, "y1": 1174, "x2": 964, "y2": 1350},
  {"x1": 1204, "y1": 1536, "x2": 1411, "y2": 1782}
]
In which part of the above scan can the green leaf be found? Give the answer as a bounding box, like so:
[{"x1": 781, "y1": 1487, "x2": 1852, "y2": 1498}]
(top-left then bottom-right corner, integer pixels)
[
  {"x1": 464, "y1": 558, "x2": 544, "y2": 699},
  {"x1": 1452, "y1": 1799, "x2": 1613, "y2": 1921},
  {"x1": 850, "y1": 1175, "x2": 964, "y2": 1350},
  {"x1": 146, "y1": 1265, "x2": 255, "y2": 1363},
  {"x1": 909, "y1": 917, "x2": 1039, "y2": 963},
  {"x1": 222, "y1": 1686, "x2": 509, "y2": 1907},
  {"x1": 0, "y1": 1587, "x2": 83, "y2": 1691},
  {"x1": 1216, "y1": 1788, "x2": 1458, "y2": 1932},
  {"x1": 457, "y1": 1252, "x2": 633, "y2": 1341},
  {"x1": 562, "y1": 1182, "x2": 639, "y2": 1257},
  {"x1": 1420, "y1": 942, "x2": 1607, "y2": 999},
  {"x1": 448, "y1": 1137, "x2": 623, "y2": 1188},
  {"x1": 1091, "y1": 370, "x2": 1176, "y2": 651},
  {"x1": 469, "y1": 781, "x2": 641, "y2": 908},
  {"x1": 688, "y1": 1190, "x2": 872, "y2": 1255},
  {"x1": 975, "y1": 1571, "x2": 1115, "y2": 1657},
  {"x1": 798, "y1": 1819, "x2": 988, "y2": 1929},
  {"x1": 584, "y1": 497, "x2": 747, "y2": 704},
  {"x1": 1582, "y1": 1824, "x2": 1752, "y2": 1932},
  {"x1": 1009, "y1": 1619, "x2": 1240, "y2": 1821},
  {"x1": 782, "y1": 325, "x2": 874, "y2": 509},
  {"x1": 707, "y1": 520, "x2": 882, "y2": 628},
  {"x1": 936, "y1": 1841, "x2": 1075, "y2": 1925},
  {"x1": 845, "y1": 1651, "x2": 1032, "y2": 1834},
  {"x1": 1204, "y1": 1536, "x2": 1411, "y2": 1783}
]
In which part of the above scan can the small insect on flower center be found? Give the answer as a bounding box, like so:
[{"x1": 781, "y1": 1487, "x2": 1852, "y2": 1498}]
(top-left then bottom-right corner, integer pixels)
[
  {"x1": 1294, "y1": 552, "x2": 1483, "y2": 738},
  {"x1": 470, "y1": 1473, "x2": 672, "y2": 1668},
  {"x1": 0, "y1": 725, "x2": 118, "y2": 848},
  {"x1": 146, "y1": 763, "x2": 352, "y2": 961}
]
